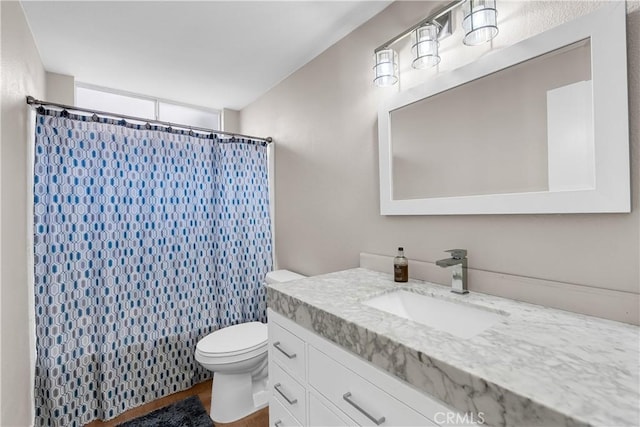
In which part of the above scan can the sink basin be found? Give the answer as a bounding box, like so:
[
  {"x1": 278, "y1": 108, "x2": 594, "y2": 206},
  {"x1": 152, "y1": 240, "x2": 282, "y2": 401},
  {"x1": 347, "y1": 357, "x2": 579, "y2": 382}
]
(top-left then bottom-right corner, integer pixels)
[{"x1": 362, "y1": 290, "x2": 506, "y2": 339}]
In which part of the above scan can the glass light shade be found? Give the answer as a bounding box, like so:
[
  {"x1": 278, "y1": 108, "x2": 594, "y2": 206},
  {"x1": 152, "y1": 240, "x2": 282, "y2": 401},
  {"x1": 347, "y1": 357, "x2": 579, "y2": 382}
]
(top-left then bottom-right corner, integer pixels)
[
  {"x1": 462, "y1": 0, "x2": 499, "y2": 46},
  {"x1": 411, "y1": 23, "x2": 441, "y2": 69},
  {"x1": 373, "y1": 49, "x2": 399, "y2": 87}
]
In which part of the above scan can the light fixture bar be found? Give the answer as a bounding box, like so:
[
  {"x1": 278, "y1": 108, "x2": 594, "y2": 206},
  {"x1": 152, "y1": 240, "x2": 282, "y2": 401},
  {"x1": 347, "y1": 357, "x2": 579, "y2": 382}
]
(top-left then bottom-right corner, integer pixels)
[{"x1": 374, "y1": 0, "x2": 465, "y2": 53}]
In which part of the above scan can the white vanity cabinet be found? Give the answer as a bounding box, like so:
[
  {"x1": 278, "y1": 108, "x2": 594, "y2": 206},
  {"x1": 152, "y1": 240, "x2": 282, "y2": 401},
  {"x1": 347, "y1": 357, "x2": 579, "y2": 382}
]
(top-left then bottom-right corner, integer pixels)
[{"x1": 268, "y1": 309, "x2": 462, "y2": 427}]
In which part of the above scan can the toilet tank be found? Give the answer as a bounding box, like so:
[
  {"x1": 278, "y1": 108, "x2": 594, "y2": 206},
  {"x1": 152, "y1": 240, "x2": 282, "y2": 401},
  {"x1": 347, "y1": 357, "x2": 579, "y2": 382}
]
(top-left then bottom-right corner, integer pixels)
[{"x1": 265, "y1": 269, "x2": 306, "y2": 284}]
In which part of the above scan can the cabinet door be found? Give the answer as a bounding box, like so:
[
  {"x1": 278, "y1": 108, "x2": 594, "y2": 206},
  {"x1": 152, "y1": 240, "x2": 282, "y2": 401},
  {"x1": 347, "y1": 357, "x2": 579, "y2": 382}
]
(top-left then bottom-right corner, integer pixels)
[
  {"x1": 269, "y1": 319, "x2": 306, "y2": 381},
  {"x1": 270, "y1": 397, "x2": 302, "y2": 427},
  {"x1": 309, "y1": 391, "x2": 357, "y2": 427},
  {"x1": 308, "y1": 346, "x2": 438, "y2": 426},
  {"x1": 271, "y1": 362, "x2": 307, "y2": 423}
]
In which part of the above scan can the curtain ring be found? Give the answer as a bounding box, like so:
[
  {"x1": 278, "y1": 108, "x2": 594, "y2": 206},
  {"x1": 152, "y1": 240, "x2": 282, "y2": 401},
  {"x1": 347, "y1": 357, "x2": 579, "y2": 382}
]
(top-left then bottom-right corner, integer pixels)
[
  {"x1": 92, "y1": 114, "x2": 99, "y2": 122},
  {"x1": 61, "y1": 109, "x2": 69, "y2": 117},
  {"x1": 145, "y1": 123, "x2": 151, "y2": 129}
]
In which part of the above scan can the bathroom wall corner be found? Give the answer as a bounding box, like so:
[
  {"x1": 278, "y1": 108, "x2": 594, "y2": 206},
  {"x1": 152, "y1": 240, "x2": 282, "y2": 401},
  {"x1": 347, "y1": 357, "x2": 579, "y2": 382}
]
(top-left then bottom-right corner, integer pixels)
[
  {"x1": 222, "y1": 108, "x2": 240, "y2": 133},
  {"x1": 1, "y1": 1, "x2": 46, "y2": 425},
  {"x1": 45, "y1": 72, "x2": 75, "y2": 105}
]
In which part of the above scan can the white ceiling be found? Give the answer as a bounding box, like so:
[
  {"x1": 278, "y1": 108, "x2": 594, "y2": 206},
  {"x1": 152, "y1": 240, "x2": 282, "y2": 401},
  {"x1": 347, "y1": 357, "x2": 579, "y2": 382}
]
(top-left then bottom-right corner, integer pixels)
[{"x1": 21, "y1": 1, "x2": 391, "y2": 110}]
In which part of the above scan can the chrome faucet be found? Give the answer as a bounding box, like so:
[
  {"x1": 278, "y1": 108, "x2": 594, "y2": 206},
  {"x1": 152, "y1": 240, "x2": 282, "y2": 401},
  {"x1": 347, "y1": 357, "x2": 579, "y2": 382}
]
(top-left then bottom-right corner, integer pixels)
[{"x1": 436, "y1": 249, "x2": 468, "y2": 294}]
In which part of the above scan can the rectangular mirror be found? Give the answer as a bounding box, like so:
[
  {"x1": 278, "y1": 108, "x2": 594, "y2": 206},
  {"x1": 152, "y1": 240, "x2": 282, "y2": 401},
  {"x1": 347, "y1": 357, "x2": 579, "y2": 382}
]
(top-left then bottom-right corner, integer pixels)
[{"x1": 378, "y1": 2, "x2": 629, "y2": 215}]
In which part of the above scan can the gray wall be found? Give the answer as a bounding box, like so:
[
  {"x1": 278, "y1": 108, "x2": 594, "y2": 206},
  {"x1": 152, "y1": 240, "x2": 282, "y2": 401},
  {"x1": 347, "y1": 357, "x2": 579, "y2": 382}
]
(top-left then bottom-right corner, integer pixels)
[
  {"x1": 222, "y1": 108, "x2": 240, "y2": 133},
  {"x1": 45, "y1": 71, "x2": 75, "y2": 105},
  {"x1": 241, "y1": 1, "x2": 640, "y2": 321},
  {"x1": 1, "y1": 1, "x2": 47, "y2": 425},
  {"x1": 391, "y1": 40, "x2": 591, "y2": 199}
]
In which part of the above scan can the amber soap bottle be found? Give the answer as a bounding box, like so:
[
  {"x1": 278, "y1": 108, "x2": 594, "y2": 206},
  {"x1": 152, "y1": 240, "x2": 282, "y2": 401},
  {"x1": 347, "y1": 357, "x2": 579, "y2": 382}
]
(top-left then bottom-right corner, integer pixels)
[{"x1": 394, "y1": 247, "x2": 408, "y2": 283}]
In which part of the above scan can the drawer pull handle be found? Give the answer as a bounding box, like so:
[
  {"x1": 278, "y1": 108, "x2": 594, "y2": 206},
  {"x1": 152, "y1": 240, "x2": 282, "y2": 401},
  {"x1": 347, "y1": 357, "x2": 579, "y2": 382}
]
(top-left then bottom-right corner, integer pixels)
[
  {"x1": 274, "y1": 383, "x2": 298, "y2": 405},
  {"x1": 273, "y1": 341, "x2": 297, "y2": 359},
  {"x1": 343, "y1": 392, "x2": 386, "y2": 425},
  {"x1": 274, "y1": 421, "x2": 283, "y2": 427}
]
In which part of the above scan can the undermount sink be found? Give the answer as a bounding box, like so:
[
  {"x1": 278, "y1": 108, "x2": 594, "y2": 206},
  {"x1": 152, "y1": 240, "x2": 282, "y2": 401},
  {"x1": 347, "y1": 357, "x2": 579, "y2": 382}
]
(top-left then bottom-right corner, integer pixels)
[{"x1": 362, "y1": 289, "x2": 506, "y2": 339}]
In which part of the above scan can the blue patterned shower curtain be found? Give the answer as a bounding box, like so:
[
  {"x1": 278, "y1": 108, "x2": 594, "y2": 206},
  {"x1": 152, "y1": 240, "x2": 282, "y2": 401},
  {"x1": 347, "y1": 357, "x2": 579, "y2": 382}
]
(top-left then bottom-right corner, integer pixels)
[{"x1": 32, "y1": 111, "x2": 272, "y2": 426}]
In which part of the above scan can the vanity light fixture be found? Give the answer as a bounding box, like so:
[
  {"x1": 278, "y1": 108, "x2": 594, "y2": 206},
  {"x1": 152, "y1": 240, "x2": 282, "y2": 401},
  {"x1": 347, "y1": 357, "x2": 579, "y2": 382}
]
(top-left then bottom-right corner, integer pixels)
[
  {"x1": 373, "y1": 0, "x2": 499, "y2": 86},
  {"x1": 462, "y1": 0, "x2": 499, "y2": 46},
  {"x1": 412, "y1": 23, "x2": 441, "y2": 69},
  {"x1": 373, "y1": 49, "x2": 399, "y2": 87}
]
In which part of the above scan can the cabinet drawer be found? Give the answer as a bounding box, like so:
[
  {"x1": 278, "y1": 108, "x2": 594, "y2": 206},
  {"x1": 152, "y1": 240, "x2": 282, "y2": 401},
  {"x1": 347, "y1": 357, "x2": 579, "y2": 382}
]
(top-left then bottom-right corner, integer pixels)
[
  {"x1": 270, "y1": 396, "x2": 302, "y2": 427},
  {"x1": 271, "y1": 362, "x2": 306, "y2": 423},
  {"x1": 309, "y1": 391, "x2": 357, "y2": 427},
  {"x1": 308, "y1": 346, "x2": 437, "y2": 426},
  {"x1": 270, "y1": 320, "x2": 306, "y2": 381}
]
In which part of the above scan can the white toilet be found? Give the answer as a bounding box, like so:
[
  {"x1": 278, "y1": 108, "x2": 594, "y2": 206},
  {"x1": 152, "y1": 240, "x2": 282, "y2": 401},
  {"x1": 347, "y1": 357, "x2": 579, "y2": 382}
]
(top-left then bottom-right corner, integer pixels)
[{"x1": 195, "y1": 269, "x2": 306, "y2": 423}]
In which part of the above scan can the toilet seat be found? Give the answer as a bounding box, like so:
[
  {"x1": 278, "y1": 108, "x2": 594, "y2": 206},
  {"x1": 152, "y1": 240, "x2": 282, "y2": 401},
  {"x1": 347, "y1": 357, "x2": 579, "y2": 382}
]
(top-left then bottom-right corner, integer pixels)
[{"x1": 196, "y1": 322, "x2": 267, "y2": 364}]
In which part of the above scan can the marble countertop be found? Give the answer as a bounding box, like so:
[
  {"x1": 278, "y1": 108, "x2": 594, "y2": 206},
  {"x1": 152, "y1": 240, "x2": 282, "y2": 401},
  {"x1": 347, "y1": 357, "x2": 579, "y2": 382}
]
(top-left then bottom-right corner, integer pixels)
[{"x1": 267, "y1": 268, "x2": 640, "y2": 427}]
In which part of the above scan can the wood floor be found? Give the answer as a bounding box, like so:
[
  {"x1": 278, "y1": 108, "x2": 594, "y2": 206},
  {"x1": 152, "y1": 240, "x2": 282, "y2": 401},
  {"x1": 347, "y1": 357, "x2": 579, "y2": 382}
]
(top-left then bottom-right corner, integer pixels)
[{"x1": 84, "y1": 379, "x2": 269, "y2": 427}]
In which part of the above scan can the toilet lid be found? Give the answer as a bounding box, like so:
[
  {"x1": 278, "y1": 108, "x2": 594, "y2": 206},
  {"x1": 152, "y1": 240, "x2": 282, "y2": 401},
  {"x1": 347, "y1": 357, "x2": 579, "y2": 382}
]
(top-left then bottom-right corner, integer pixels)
[
  {"x1": 197, "y1": 322, "x2": 267, "y2": 356},
  {"x1": 265, "y1": 270, "x2": 306, "y2": 284}
]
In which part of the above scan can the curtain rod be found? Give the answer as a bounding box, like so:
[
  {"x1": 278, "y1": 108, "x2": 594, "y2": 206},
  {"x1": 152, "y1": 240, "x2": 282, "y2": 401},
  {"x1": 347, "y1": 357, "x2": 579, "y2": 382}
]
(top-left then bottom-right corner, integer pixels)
[{"x1": 26, "y1": 96, "x2": 273, "y2": 144}]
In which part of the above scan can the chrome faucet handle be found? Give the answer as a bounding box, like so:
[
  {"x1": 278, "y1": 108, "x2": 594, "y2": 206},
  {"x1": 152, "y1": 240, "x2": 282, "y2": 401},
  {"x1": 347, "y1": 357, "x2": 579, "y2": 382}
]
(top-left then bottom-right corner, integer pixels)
[{"x1": 445, "y1": 249, "x2": 467, "y2": 259}]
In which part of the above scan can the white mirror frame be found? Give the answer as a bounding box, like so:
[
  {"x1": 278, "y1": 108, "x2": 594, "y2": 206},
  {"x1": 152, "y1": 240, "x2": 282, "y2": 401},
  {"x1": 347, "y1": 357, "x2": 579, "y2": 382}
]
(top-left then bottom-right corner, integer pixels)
[{"x1": 378, "y1": 2, "x2": 629, "y2": 215}]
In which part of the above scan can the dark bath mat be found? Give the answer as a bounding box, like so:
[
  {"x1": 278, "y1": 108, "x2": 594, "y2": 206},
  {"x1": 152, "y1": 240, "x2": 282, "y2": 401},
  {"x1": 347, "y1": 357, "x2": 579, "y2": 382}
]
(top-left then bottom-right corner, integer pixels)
[{"x1": 117, "y1": 396, "x2": 213, "y2": 427}]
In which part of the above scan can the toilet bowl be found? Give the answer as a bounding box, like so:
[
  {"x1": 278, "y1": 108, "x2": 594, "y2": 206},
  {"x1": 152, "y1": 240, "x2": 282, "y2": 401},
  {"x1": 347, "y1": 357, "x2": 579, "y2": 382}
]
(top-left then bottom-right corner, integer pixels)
[
  {"x1": 195, "y1": 269, "x2": 306, "y2": 423},
  {"x1": 195, "y1": 322, "x2": 269, "y2": 423}
]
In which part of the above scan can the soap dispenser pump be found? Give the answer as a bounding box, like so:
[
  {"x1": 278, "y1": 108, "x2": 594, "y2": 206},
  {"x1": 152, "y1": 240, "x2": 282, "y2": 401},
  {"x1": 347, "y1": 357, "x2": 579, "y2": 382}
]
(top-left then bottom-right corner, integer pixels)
[{"x1": 394, "y1": 247, "x2": 408, "y2": 283}]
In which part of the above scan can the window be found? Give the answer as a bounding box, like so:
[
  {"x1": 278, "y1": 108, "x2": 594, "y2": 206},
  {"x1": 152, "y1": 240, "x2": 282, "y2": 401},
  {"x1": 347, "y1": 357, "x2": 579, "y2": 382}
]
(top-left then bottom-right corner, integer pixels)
[
  {"x1": 158, "y1": 102, "x2": 218, "y2": 129},
  {"x1": 75, "y1": 84, "x2": 220, "y2": 130},
  {"x1": 76, "y1": 86, "x2": 155, "y2": 120}
]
